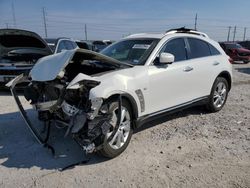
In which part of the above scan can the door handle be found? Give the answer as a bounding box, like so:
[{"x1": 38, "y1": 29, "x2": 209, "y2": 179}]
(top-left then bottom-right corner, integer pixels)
[
  {"x1": 183, "y1": 66, "x2": 193, "y2": 72},
  {"x1": 213, "y1": 61, "x2": 220, "y2": 66}
]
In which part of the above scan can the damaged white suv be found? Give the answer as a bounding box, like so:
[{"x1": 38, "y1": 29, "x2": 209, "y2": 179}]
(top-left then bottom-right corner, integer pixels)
[{"x1": 7, "y1": 28, "x2": 232, "y2": 158}]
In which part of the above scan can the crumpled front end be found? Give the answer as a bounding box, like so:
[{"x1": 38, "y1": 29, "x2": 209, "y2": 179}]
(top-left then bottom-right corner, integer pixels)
[
  {"x1": 6, "y1": 49, "x2": 129, "y2": 155},
  {"x1": 7, "y1": 73, "x2": 116, "y2": 154}
]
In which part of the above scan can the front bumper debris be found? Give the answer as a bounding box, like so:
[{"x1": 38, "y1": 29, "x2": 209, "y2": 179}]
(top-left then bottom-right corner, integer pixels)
[{"x1": 6, "y1": 74, "x2": 47, "y2": 145}]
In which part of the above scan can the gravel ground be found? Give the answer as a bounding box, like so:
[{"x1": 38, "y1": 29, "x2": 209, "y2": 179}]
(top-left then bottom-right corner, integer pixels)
[{"x1": 0, "y1": 63, "x2": 250, "y2": 188}]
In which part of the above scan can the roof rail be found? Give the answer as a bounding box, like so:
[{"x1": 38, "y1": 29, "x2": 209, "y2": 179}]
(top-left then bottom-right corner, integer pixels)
[{"x1": 165, "y1": 27, "x2": 209, "y2": 38}]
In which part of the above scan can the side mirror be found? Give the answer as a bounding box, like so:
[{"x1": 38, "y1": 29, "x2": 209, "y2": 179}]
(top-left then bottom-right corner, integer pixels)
[{"x1": 159, "y1": 52, "x2": 175, "y2": 64}]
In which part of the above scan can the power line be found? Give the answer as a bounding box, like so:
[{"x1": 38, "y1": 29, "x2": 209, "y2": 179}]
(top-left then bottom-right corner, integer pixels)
[{"x1": 42, "y1": 7, "x2": 48, "y2": 37}]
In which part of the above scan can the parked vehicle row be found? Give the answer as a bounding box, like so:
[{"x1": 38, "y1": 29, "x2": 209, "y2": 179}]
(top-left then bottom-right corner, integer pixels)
[
  {"x1": 0, "y1": 29, "x2": 113, "y2": 85},
  {"x1": 219, "y1": 42, "x2": 250, "y2": 63},
  {"x1": 6, "y1": 27, "x2": 232, "y2": 158},
  {"x1": 0, "y1": 29, "x2": 53, "y2": 85}
]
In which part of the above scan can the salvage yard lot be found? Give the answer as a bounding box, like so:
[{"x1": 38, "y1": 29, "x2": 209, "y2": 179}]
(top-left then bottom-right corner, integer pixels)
[{"x1": 0, "y1": 64, "x2": 250, "y2": 188}]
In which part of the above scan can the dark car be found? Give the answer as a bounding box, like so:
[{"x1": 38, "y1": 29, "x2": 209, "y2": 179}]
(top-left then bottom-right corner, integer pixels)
[
  {"x1": 75, "y1": 40, "x2": 96, "y2": 51},
  {"x1": 0, "y1": 29, "x2": 52, "y2": 85},
  {"x1": 44, "y1": 38, "x2": 78, "y2": 54},
  {"x1": 238, "y1": 41, "x2": 250, "y2": 50},
  {"x1": 219, "y1": 42, "x2": 250, "y2": 63},
  {"x1": 92, "y1": 40, "x2": 109, "y2": 52}
]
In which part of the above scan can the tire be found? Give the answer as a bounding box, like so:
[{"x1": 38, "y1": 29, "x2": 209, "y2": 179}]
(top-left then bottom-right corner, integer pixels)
[
  {"x1": 206, "y1": 77, "x2": 229, "y2": 112},
  {"x1": 99, "y1": 99, "x2": 133, "y2": 158}
]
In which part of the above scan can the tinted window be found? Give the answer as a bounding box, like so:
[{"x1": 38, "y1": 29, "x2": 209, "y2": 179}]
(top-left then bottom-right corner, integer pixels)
[
  {"x1": 70, "y1": 41, "x2": 78, "y2": 49},
  {"x1": 163, "y1": 38, "x2": 187, "y2": 62},
  {"x1": 57, "y1": 41, "x2": 67, "y2": 53},
  {"x1": 209, "y1": 44, "x2": 220, "y2": 55},
  {"x1": 224, "y1": 43, "x2": 242, "y2": 49},
  {"x1": 188, "y1": 38, "x2": 211, "y2": 59},
  {"x1": 64, "y1": 40, "x2": 75, "y2": 50}
]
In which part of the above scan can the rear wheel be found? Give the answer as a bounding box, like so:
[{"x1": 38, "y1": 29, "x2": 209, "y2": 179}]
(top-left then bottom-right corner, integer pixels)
[
  {"x1": 99, "y1": 99, "x2": 133, "y2": 158},
  {"x1": 207, "y1": 77, "x2": 229, "y2": 112}
]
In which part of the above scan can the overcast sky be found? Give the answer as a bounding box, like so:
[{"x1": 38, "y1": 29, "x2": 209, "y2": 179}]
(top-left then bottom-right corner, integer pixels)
[{"x1": 0, "y1": 0, "x2": 249, "y2": 41}]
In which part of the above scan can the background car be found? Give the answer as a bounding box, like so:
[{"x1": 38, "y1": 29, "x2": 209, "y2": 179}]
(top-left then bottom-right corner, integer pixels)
[
  {"x1": 44, "y1": 38, "x2": 78, "y2": 53},
  {"x1": 92, "y1": 40, "x2": 110, "y2": 52},
  {"x1": 75, "y1": 40, "x2": 96, "y2": 51},
  {"x1": 219, "y1": 42, "x2": 250, "y2": 63},
  {"x1": 238, "y1": 41, "x2": 250, "y2": 50},
  {"x1": 0, "y1": 29, "x2": 52, "y2": 86}
]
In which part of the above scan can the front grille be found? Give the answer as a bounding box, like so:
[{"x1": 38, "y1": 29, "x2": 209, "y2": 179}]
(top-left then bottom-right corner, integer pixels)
[{"x1": 0, "y1": 69, "x2": 30, "y2": 75}]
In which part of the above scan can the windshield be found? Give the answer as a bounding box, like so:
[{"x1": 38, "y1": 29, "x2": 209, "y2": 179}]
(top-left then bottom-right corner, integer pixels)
[
  {"x1": 101, "y1": 38, "x2": 159, "y2": 65},
  {"x1": 225, "y1": 43, "x2": 243, "y2": 49}
]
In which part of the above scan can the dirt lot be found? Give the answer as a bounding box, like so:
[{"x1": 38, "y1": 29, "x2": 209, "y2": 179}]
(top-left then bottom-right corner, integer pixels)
[{"x1": 0, "y1": 64, "x2": 249, "y2": 188}]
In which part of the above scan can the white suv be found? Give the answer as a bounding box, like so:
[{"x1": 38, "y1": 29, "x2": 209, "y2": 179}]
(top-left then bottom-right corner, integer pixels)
[{"x1": 8, "y1": 28, "x2": 232, "y2": 158}]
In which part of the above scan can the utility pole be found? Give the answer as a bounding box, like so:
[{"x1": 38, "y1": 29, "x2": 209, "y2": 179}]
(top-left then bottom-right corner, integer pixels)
[
  {"x1": 42, "y1": 7, "x2": 48, "y2": 38},
  {"x1": 194, "y1": 13, "x2": 197, "y2": 30},
  {"x1": 11, "y1": 2, "x2": 17, "y2": 28},
  {"x1": 227, "y1": 26, "x2": 231, "y2": 41},
  {"x1": 232, "y1": 26, "x2": 236, "y2": 42},
  {"x1": 243, "y1": 27, "x2": 247, "y2": 41},
  {"x1": 85, "y1": 24, "x2": 88, "y2": 40},
  {"x1": 5, "y1": 23, "x2": 9, "y2": 28}
]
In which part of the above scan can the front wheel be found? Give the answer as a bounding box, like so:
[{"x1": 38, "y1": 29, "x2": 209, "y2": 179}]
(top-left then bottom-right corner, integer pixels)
[
  {"x1": 206, "y1": 77, "x2": 229, "y2": 112},
  {"x1": 99, "y1": 99, "x2": 133, "y2": 158}
]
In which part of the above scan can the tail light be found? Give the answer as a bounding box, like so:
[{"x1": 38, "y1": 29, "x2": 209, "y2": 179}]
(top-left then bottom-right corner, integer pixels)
[
  {"x1": 232, "y1": 49, "x2": 237, "y2": 54},
  {"x1": 228, "y1": 58, "x2": 234, "y2": 64}
]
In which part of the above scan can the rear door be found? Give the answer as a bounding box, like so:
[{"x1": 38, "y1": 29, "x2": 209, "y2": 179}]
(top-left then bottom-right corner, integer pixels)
[{"x1": 185, "y1": 37, "x2": 222, "y2": 98}]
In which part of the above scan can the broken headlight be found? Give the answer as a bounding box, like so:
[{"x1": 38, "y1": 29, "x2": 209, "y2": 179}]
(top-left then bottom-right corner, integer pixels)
[{"x1": 87, "y1": 98, "x2": 103, "y2": 120}]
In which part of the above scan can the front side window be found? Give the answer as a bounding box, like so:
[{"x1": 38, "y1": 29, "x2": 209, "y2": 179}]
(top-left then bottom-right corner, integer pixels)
[
  {"x1": 57, "y1": 41, "x2": 67, "y2": 53},
  {"x1": 101, "y1": 39, "x2": 159, "y2": 65},
  {"x1": 188, "y1": 38, "x2": 211, "y2": 59},
  {"x1": 162, "y1": 38, "x2": 187, "y2": 62}
]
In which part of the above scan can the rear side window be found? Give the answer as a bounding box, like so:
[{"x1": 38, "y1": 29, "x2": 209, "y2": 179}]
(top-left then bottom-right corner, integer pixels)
[
  {"x1": 209, "y1": 44, "x2": 220, "y2": 55},
  {"x1": 188, "y1": 38, "x2": 211, "y2": 59},
  {"x1": 163, "y1": 38, "x2": 187, "y2": 62}
]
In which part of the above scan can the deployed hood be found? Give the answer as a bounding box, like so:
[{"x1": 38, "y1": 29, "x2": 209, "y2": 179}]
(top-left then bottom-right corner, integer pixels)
[
  {"x1": 30, "y1": 48, "x2": 132, "y2": 81},
  {"x1": 0, "y1": 29, "x2": 52, "y2": 58}
]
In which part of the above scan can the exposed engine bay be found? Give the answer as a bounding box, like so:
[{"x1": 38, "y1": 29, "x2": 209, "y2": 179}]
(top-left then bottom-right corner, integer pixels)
[{"x1": 7, "y1": 49, "x2": 132, "y2": 155}]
